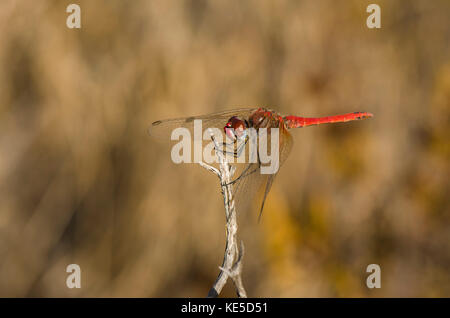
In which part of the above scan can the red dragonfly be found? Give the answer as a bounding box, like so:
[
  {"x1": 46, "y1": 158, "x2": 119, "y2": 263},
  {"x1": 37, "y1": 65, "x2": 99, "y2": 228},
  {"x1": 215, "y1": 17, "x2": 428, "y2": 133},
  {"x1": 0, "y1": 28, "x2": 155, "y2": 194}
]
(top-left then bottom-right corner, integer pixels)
[{"x1": 149, "y1": 107, "x2": 373, "y2": 220}]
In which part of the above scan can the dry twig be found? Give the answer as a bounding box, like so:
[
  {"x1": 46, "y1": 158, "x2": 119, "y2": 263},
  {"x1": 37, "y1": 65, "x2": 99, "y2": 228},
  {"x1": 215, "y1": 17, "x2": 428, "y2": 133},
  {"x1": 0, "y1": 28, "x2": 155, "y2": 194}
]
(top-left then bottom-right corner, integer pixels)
[{"x1": 198, "y1": 129, "x2": 247, "y2": 298}]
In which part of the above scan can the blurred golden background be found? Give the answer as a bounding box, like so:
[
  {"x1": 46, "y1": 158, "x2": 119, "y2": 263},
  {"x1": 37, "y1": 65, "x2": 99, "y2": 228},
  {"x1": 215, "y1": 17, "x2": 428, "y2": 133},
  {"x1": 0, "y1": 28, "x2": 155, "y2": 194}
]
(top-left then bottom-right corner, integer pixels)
[{"x1": 0, "y1": 0, "x2": 449, "y2": 297}]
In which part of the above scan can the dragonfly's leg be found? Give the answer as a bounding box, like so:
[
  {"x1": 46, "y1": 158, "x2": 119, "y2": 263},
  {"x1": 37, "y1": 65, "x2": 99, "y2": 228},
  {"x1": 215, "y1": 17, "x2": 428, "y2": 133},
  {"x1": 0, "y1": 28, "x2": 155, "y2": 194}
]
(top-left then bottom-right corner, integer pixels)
[
  {"x1": 226, "y1": 164, "x2": 258, "y2": 186},
  {"x1": 234, "y1": 136, "x2": 248, "y2": 158},
  {"x1": 225, "y1": 136, "x2": 256, "y2": 186},
  {"x1": 219, "y1": 140, "x2": 236, "y2": 156},
  {"x1": 222, "y1": 140, "x2": 235, "y2": 148},
  {"x1": 218, "y1": 135, "x2": 249, "y2": 158},
  {"x1": 227, "y1": 151, "x2": 262, "y2": 185}
]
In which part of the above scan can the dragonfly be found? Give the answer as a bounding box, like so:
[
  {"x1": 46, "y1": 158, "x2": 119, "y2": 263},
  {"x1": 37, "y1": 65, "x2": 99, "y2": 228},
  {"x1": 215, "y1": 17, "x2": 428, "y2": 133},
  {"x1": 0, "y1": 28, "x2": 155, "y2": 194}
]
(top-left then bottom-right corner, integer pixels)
[{"x1": 149, "y1": 107, "x2": 373, "y2": 220}]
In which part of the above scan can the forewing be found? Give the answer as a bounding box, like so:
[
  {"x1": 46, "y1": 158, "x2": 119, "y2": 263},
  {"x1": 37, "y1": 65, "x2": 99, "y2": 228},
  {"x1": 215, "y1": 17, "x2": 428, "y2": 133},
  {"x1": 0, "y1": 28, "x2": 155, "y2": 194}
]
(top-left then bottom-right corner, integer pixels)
[{"x1": 148, "y1": 108, "x2": 258, "y2": 140}]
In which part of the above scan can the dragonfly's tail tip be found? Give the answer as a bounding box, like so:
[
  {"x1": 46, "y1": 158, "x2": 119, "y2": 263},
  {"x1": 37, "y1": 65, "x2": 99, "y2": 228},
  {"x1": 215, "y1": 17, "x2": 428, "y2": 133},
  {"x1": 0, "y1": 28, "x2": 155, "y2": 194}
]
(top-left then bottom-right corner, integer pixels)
[{"x1": 355, "y1": 112, "x2": 374, "y2": 119}]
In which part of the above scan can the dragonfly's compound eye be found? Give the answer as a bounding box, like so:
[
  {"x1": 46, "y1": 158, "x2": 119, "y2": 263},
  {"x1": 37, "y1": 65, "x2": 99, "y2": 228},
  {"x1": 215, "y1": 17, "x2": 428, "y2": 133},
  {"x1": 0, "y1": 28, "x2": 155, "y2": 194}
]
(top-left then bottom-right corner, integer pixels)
[
  {"x1": 224, "y1": 116, "x2": 247, "y2": 141},
  {"x1": 224, "y1": 121, "x2": 236, "y2": 140}
]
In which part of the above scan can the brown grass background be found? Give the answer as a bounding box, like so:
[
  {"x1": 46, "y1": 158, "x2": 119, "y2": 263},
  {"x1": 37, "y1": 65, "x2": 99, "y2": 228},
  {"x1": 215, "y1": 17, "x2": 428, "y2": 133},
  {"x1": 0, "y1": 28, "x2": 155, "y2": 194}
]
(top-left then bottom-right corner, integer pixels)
[{"x1": 0, "y1": 0, "x2": 449, "y2": 297}]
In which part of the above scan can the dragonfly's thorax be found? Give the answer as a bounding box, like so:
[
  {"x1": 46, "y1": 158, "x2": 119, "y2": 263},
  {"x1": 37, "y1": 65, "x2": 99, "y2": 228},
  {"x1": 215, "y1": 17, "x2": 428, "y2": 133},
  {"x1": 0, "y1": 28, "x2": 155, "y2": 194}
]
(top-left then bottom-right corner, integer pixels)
[
  {"x1": 224, "y1": 108, "x2": 288, "y2": 141},
  {"x1": 249, "y1": 108, "x2": 284, "y2": 130}
]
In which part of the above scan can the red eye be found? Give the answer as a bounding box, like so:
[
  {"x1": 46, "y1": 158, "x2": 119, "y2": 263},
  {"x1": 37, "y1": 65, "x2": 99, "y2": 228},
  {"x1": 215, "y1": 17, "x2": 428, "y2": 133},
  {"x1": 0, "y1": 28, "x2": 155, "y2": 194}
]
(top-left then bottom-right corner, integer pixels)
[
  {"x1": 224, "y1": 122, "x2": 232, "y2": 131},
  {"x1": 224, "y1": 122, "x2": 235, "y2": 140},
  {"x1": 224, "y1": 116, "x2": 248, "y2": 141}
]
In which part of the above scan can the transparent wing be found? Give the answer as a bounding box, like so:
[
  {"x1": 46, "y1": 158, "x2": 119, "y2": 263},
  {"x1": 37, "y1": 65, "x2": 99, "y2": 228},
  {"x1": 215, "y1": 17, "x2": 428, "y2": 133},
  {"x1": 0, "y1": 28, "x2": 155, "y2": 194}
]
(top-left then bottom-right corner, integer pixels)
[
  {"x1": 279, "y1": 127, "x2": 293, "y2": 169},
  {"x1": 233, "y1": 127, "x2": 293, "y2": 220},
  {"x1": 148, "y1": 107, "x2": 259, "y2": 140},
  {"x1": 149, "y1": 107, "x2": 294, "y2": 220}
]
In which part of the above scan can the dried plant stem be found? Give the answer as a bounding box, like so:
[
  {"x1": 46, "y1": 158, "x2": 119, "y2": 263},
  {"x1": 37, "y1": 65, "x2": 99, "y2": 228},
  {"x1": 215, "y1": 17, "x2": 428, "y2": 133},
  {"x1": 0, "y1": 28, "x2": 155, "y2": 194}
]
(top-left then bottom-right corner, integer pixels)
[{"x1": 198, "y1": 131, "x2": 247, "y2": 298}]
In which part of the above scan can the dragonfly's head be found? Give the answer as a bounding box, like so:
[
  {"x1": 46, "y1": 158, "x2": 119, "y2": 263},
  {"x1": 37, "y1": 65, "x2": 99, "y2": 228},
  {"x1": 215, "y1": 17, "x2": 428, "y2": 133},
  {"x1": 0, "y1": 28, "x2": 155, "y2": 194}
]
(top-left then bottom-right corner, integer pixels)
[{"x1": 224, "y1": 116, "x2": 247, "y2": 141}]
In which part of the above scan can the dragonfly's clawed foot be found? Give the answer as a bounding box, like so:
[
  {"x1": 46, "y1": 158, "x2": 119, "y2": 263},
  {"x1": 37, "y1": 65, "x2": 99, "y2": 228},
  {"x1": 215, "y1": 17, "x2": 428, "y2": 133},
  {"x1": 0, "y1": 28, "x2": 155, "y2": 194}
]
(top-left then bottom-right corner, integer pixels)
[{"x1": 225, "y1": 179, "x2": 239, "y2": 187}]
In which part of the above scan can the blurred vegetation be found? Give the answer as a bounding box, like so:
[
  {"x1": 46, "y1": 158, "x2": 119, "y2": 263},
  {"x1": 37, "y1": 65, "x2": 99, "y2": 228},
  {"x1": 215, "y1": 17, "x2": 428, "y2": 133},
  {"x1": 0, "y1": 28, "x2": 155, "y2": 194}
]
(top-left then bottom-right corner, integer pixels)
[{"x1": 0, "y1": 0, "x2": 448, "y2": 297}]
